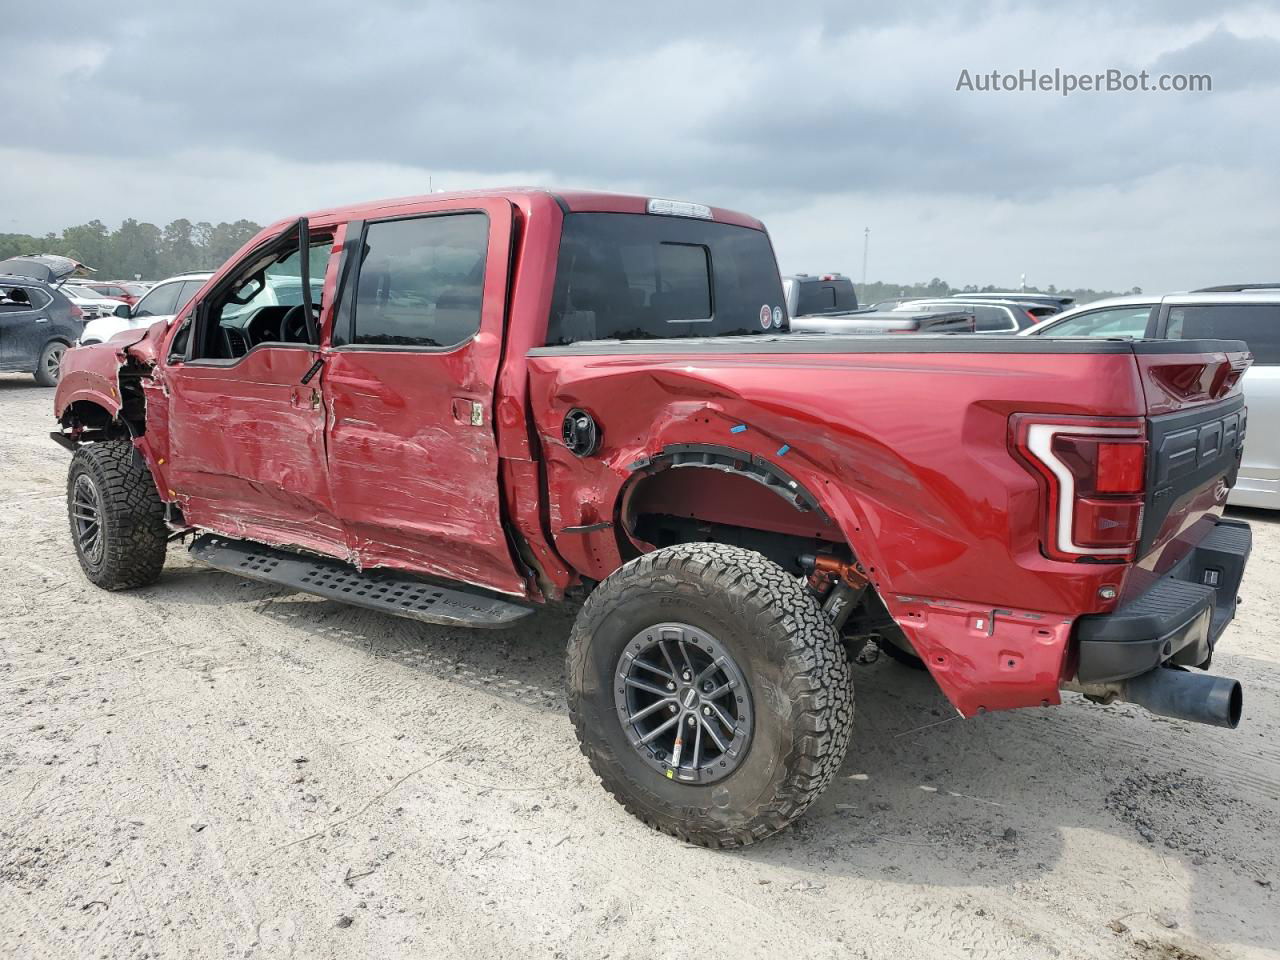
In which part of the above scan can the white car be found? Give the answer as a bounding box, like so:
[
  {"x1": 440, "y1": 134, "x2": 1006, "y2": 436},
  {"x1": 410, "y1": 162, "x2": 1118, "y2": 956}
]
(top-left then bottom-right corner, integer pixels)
[
  {"x1": 1021, "y1": 288, "x2": 1280, "y2": 510},
  {"x1": 58, "y1": 284, "x2": 123, "y2": 320},
  {"x1": 79, "y1": 272, "x2": 212, "y2": 345}
]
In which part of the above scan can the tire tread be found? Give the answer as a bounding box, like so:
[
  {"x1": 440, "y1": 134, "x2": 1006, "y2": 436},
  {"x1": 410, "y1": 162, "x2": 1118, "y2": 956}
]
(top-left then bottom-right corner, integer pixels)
[
  {"x1": 67, "y1": 441, "x2": 167, "y2": 590},
  {"x1": 567, "y1": 542, "x2": 854, "y2": 848}
]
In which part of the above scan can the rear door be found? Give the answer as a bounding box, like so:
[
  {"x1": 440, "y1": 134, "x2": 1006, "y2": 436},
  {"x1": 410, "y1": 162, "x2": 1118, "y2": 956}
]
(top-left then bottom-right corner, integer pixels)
[
  {"x1": 321, "y1": 198, "x2": 526, "y2": 597},
  {"x1": 0, "y1": 284, "x2": 51, "y2": 366},
  {"x1": 1159, "y1": 301, "x2": 1280, "y2": 504}
]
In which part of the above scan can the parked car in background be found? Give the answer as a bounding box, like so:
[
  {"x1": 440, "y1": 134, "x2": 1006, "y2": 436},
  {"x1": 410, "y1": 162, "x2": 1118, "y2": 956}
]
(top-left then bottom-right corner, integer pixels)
[
  {"x1": 79, "y1": 272, "x2": 212, "y2": 345},
  {"x1": 1023, "y1": 290, "x2": 1280, "y2": 510},
  {"x1": 1019, "y1": 294, "x2": 1157, "y2": 338},
  {"x1": 59, "y1": 284, "x2": 125, "y2": 320},
  {"x1": 1193, "y1": 283, "x2": 1280, "y2": 293},
  {"x1": 951, "y1": 291, "x2": 1075, "y2": 315},
  {"x1": 78, "y1": 281, "x2": 148, "y2": 307},
  {"x1": 865, "y1": 296, "x2": 921, "y2": 311},
  {"x1": 0, "y1": 275, "x2": 85, "y2": 385},
  {"x1": 792, "y1": 308, "x2": 974, "y2": 334},
  {"x1": 892, "y1": 298, "x2": 1037, "y2": 333},
  {"x1": 782, "y1": 273, "x2": 858, "y2": 317},
  {"x1": 0, "y1": 254, "x2": 95, "y2": 285}
]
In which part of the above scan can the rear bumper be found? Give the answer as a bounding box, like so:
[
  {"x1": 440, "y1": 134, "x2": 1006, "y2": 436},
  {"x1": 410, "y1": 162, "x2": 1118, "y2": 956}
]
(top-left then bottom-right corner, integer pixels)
[{"x1": 1073, "y1": 517, "x2": 1251, "y2": 684}]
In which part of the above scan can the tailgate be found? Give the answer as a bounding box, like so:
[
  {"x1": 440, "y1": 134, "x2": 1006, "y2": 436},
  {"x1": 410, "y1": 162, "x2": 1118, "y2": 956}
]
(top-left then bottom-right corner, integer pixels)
[{"x1": 1134, "y1": 340, "x2": 1252, "y2": 564}]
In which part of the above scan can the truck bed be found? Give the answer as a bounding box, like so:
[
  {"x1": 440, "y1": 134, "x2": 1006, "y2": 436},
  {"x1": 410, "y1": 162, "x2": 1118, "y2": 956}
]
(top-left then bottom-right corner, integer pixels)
[{"x1": 526, "y1": 333, "x2": 1250, "y2": 715}]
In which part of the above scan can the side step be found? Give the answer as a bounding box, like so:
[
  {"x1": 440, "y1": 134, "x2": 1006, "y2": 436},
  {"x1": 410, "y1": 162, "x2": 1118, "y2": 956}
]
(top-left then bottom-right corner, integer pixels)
[{"x1": 189, "y1": 534, "x2": 533, "y2": 629}]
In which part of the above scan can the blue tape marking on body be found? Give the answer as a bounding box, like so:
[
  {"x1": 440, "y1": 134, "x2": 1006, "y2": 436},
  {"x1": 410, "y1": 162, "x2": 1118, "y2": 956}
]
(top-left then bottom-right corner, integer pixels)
[
  {"x1": 730, "y1": 424, "x2": 747, "y2": 434},
  {"x1": 777, "y1": 444, "x2": 790, "y2": 456}
]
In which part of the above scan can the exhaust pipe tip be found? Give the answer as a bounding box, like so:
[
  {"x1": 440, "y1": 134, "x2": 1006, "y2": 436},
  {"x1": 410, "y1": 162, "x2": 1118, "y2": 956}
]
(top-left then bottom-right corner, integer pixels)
[{"x1": 1124, "y1": 668, "x2": 1243, "y2": 729}]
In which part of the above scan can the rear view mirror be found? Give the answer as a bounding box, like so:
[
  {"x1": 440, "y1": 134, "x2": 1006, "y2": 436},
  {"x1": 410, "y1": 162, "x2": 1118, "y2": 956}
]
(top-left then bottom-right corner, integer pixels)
[{"x1": 114, "y1": 303, "x2": 131, "y2": 318}]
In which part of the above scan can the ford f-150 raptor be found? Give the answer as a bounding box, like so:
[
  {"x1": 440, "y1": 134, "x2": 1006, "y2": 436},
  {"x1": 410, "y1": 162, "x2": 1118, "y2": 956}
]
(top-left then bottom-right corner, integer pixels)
[{"x1": 53, "y1": 188, "x2": 1253, "y2": 847}]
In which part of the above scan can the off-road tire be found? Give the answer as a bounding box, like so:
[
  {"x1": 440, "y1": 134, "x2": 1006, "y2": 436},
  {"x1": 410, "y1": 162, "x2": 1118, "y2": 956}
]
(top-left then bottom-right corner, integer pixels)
[
  {"x1": 67, "y1": 441, "x2": 167, "y2": 590},
  {"x1": 34, "y1": 340, "x2": 67, "y2": 387},
  {"x1": 567, "y1": 543, "x2": 855, "y2": 847}
]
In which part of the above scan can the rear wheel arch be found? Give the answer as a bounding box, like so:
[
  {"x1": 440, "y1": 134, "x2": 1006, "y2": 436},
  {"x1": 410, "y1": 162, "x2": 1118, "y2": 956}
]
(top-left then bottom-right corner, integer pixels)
[
  {"x1": 613, "y1": 446, "x2": 908, "y2": 650},
  {"x1": 617, "y1": 445, "x2": 865, "y2": 577}
]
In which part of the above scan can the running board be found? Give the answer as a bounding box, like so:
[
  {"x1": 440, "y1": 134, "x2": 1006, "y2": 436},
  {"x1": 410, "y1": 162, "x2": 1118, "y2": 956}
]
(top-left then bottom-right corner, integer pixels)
[{"x1": 189, "y1": 534, "x2": 533, "y2": 629}]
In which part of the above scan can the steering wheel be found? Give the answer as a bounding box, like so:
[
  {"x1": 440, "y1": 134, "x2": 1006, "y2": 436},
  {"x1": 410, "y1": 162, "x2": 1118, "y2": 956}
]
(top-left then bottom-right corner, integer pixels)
[{"x1": 278, "y1": 303, "x2": 318, "y2": 343}]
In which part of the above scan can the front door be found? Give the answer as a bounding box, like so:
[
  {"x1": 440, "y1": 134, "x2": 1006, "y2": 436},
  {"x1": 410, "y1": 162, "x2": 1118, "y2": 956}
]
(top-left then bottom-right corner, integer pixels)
[
  {"x1": 159, "y1": 223, "x2": 347, "y2": 556},
  {"x1": 321, "y1": 198, "x2": 525, "y2": 597}
]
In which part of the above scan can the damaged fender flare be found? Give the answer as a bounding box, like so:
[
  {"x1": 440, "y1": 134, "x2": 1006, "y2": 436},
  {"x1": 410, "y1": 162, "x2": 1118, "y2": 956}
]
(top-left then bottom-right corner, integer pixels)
[{"x1": 625, "y1": 443, "x2": 829, "y2": 518}]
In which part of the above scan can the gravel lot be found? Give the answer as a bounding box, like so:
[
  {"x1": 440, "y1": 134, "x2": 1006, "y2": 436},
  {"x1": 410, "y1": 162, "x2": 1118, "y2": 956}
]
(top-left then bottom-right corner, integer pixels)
[{"x1": 2, "y1": 371, "x2": 1278, "y2": 960}]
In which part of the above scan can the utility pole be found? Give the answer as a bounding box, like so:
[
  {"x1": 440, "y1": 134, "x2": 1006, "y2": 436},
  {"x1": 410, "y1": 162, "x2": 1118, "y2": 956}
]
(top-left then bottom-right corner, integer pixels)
[{"x1": 862, "y1": 227, "x2": 870, "y2": 286}]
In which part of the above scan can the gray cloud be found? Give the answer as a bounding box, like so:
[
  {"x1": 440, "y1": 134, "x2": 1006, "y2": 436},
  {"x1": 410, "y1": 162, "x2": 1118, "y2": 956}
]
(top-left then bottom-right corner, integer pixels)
[
  {"x1": 3, "y1": 0, "x2": 1278, "y2": 290},
  {"x1": 1152, "y1": 26, "x2": 1280, "y2": 89}
]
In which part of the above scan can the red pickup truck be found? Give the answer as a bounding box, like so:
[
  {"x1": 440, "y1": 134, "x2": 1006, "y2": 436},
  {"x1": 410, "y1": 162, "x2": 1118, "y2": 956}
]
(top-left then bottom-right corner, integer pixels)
[{"x1": 53, "y1": 188, "x2": 1252, "y2": 847}]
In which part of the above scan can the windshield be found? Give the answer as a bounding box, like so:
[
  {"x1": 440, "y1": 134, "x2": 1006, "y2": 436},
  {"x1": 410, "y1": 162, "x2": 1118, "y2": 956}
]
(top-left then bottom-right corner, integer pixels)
[{"x1": 545, "y1": 213, "x2": 785, "y2": 344}]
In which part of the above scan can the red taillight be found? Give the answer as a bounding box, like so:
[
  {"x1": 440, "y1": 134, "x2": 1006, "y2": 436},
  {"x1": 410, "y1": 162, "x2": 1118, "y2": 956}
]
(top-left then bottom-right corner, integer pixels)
[
  {"x1": 69, "y1": 303, "x2": 83, "y2": 319},
  {"x1": 1011, "y1": 415, "x2": 1147, "y2": 562},
  {"x1": 1095, "y1": 441, "x2": 1146, "y2": 493},
  {"x1": 1050, "y1": 435, "x2": 1146, "y2": 495}
]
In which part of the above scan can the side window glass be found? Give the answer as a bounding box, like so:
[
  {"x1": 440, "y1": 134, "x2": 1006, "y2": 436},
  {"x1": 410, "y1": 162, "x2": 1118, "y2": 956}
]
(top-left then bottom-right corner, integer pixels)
[
  {"x1": 350, "y1": 212, "x2": 489, "y2": 348},
  {"x1": 1171, "y1": 304, "x2": 1280, "y2": 364},
  {"x1": 973, "y1": 306, "x2": 1013, "y2": 331},
  {"x1": 134, "y1": 283, "x2": 181, "y2": 318},
  {"x1": 1047, "y1": 306, "x2": 1151, "y2": 337},
  {"x1": 0, "y1": 285, "x2": 35, "y2": 313}
]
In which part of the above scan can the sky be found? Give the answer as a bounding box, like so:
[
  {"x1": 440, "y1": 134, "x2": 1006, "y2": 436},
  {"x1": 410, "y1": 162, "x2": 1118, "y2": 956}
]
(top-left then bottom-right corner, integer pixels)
[{"x1": 4, "y1": 0, "x2": 1279, "y2": 292}]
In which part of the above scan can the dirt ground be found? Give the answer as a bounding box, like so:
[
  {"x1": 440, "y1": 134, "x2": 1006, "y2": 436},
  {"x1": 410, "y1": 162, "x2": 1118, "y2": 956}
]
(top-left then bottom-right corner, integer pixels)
[{"x1": 1, "y1": 372, "x2": 1277, "y2": 960}]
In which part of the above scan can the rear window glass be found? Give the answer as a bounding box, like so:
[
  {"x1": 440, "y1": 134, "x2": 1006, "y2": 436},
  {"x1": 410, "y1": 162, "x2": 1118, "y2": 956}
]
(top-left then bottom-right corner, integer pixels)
[
  {"x1": 796, "y1": 280, "x2": 856, "y2": 316},
  {"x1": 546, "y1": 213, "x2": 785, "y2": 344},
  {"x1": 350, "y1": 212, "x2": 488, "y2": 349},
  {"x1": 1167, "y1": 304, "x2": 1280, "y2": 364}
]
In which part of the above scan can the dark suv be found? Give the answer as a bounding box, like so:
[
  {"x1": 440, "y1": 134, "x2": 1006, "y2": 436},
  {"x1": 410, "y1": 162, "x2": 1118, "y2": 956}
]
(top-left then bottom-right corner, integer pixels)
[{"x1": 0, "y1": 276, "x2": 85, "y2": 385}]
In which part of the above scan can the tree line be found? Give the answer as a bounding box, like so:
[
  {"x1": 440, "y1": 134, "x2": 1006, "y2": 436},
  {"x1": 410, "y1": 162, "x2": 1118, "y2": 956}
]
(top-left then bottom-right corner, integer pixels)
[{"x1": 0, "y1": 218, "x2": 264, "y2": 282}]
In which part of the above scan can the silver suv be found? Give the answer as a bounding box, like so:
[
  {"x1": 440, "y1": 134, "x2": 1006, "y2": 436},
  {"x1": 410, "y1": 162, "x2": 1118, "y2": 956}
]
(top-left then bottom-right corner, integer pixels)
[{"x1": 1022, "y1": 287, "x2": 1280, "y2": 510}]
